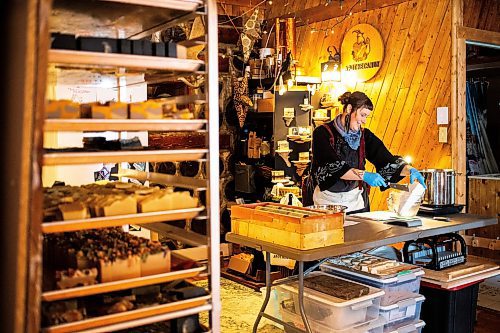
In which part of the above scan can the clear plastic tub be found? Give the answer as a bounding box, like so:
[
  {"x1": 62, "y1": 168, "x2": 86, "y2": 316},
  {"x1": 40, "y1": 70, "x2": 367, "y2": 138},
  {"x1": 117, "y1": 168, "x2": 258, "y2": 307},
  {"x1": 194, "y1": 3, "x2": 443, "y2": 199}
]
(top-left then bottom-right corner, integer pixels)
[
  {"x1": 320, "y1": 263, "x2": 424, "y2": 305},
  {"x1": 280, "y1": 304, "x2": 387, "y2": 333},
  {"x1": 379, "y1": 293, "x2": 425, "y2": 327},
  {"x1": 383, "y1": 320, "x2": 425, "y2": 333},
  {"x1": 273, "y1": 272, "x2": 384, "y2": 330}
]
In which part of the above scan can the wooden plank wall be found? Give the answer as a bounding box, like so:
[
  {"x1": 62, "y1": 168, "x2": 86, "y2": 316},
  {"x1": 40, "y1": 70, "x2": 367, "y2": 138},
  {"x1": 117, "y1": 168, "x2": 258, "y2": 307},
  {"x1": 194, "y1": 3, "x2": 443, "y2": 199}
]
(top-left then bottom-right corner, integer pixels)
[
  {"x1": 217, "y1": 0, "x2": 265, "y2": 18},
  {"x1": 266, "y1": 0, "x2": 453, "y2": 210},
  {"x1": 463, "y1": 0, "x2": 500, "y2": 32},
  {"x1": 467, "y1": 178, "x2": 500, "y2": 261}
]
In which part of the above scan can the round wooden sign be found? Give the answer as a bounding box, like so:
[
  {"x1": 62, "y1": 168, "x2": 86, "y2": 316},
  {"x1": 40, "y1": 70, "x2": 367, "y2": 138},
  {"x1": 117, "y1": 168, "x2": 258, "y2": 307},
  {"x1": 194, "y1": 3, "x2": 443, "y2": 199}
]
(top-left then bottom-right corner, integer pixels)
[{"x1": 341, "y1": 24, "x2": 384, "y2": 82}]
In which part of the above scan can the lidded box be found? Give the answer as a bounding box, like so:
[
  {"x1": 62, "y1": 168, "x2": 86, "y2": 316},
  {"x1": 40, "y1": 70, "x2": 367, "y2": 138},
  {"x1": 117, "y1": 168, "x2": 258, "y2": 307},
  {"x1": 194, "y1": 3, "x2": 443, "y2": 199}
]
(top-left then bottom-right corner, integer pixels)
[
  {"x1": 230, "y1": 203, "x2": 344, "y2": 249},
  {"x1": 321, "y1": 253, "x2": 424, "y2": 304},
  {"x1": 274, "y1": 272, "x2": 384, "y2": 330}
]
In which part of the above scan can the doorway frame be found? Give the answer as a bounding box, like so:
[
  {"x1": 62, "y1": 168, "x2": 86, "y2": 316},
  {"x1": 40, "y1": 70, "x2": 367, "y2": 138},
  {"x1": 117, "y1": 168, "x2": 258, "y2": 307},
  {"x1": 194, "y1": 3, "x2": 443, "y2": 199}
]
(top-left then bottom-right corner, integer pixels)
[{"x1": 451, "y1": 0, "x2": 500, "y2": 205}]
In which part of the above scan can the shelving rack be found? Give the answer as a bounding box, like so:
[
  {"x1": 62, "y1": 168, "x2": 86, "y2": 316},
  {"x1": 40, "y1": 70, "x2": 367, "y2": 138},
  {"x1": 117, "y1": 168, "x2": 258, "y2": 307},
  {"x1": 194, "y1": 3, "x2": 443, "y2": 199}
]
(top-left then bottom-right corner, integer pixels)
[{"x1": 33, "y1": 0, "x2": 220, "y2": 332}]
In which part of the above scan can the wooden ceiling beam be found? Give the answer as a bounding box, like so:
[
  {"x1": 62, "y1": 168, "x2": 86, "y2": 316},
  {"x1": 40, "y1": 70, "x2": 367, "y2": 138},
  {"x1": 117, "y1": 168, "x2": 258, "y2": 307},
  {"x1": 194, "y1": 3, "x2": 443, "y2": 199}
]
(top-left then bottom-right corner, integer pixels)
[
  {"x1": 266, "y1": 0, "x2": 407, "y2": 25},
  {"x1": 458, "y1": 26, "x2": 500, "y2": 46},
  {"x1": 217, "y1": 0, "x2": 261, "y2": 6}
]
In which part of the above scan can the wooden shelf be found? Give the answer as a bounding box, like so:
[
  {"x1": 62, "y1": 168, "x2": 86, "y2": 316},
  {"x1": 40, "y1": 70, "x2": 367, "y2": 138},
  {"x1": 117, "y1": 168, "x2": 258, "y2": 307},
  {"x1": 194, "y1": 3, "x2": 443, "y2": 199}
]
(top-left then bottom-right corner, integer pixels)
[
  {"x1": 147, "y1": 223, "x2": 208, "y2": 247},
  {"x1": 42, "y1": 295, "x2": 211, "y2": 333},
  {"x1": 44, "y1": 119, "x2": 207, "y2": 132},
  {"x1": 116, "y1": 170, "x2": 208, "y2": 191},
  {"x1": 49, "y1": 50, "x2": 203, "y2": 72},
  {"x1": 42, "y1": 265, "x2": 206, "y2": 302},
  {"x1": 77, "y1": 304, "x2": 212, "y2": 333},
  {"x1": 43, "y1": 149, "x2": 207, "y2": 165},
  {"x1": 100, "y1": 0, "x2": 202, "y2": 11},
  {"x1": 42, "y1": 206, "x2": 205, "y2": 233}
]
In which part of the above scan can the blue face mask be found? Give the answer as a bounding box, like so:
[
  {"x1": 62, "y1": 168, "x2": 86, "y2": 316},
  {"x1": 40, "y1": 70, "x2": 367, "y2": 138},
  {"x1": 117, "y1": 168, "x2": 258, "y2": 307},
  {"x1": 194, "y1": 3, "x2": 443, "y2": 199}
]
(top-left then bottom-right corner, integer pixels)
[{"x1": 333, "y1": 114, "x2": 361, "y2": 150}]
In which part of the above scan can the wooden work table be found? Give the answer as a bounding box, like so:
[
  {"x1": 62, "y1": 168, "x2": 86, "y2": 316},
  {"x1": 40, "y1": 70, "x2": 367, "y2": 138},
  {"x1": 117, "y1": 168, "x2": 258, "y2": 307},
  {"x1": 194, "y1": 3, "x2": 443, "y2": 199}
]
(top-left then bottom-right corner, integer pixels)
[
  {"x1": 226, "y1": 213, "x2": 496, "y2": 261},
  {"x1": 226, "y1": 213, "x2": 497, "y2": 333}
]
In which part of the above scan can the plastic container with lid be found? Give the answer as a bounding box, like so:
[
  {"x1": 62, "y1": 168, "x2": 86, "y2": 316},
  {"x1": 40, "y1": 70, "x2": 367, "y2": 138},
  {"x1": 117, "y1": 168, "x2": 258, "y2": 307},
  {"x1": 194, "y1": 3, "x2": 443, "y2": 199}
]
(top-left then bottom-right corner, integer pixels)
[
  {"x1": 280, "y1": 303, "x2": 387, "y2": 333},
  {"x1": 383, "y1": 320, "x2": 425, "y2": 333},
  {"x1": 273, "y1": 272, "x2": 385, "y2": 330},
  {"x1": 378, "y1": 293, "x2": 425, "y2": 327},
  {"x1": 320, "y1": 262, "x2": 424, "y2": 305}
]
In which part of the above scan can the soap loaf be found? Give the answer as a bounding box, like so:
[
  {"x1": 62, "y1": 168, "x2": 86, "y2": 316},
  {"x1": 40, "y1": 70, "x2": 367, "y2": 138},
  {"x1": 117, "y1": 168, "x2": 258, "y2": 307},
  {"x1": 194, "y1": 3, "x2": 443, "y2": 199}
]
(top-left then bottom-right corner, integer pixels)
[{"x1": 303, "y1": 275, "x2": 369, "y2": 300}]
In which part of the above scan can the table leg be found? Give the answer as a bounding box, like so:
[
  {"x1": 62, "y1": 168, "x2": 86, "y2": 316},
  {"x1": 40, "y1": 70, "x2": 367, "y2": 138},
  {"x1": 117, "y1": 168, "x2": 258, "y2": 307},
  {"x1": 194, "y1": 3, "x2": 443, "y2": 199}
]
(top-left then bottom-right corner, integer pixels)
[
  {"x1": 298, "y1": 261, "x2": 312, "y2": 333},
  {"x1": 252, "y1": 251, "x2": 272, "y2": 333}
]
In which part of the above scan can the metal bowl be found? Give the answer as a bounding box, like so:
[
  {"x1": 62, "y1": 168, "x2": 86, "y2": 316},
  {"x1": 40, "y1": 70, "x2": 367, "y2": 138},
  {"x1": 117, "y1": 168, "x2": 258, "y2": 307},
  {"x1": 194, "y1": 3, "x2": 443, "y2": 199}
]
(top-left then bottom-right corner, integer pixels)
[{"x1": 306, "y1": 204, "x2": 348, "y2": 213}]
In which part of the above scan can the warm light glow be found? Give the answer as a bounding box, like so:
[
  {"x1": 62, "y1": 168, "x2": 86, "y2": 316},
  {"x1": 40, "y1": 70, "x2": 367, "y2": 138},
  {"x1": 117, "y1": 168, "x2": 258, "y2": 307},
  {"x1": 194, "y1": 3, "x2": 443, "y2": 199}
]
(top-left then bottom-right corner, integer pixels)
[
  {"x1": 307, "y1": 84, "x2": 317, "y2": 96},
  {"x1": 341, "y1": 70, "x2": 358, "y2": 89},
  {"x1": 287, "y1": 79, "x2": 294, "y2": 88},
  {"x1": 321, "y1": 63, "x2": 341, "y2": 82},
  {"x1": 278, "y1": 76, "x2": 286, "y2": 95},
  {"x1": 404, "y1": 155, "x2": 413, "y2": 164}
]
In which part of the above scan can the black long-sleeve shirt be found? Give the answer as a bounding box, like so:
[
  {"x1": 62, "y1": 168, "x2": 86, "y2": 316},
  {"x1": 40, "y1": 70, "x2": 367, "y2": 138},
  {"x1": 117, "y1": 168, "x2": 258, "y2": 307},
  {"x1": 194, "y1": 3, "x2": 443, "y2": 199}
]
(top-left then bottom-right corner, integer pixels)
[{"x1": 312, "y1": 121, "x2": 407, "y2": 193}]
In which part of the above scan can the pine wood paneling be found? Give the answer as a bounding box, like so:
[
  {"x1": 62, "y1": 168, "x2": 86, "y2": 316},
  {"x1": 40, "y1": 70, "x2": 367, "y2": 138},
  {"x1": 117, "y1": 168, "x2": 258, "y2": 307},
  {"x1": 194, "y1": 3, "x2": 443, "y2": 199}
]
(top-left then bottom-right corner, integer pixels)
[
  {"x1": 269, "y1": 0, "x2": 454, "y2": 210},
  {"x1": 466, "y1": 178, "x2": 500, "y2": 261},
  {"x1": 261, "y1": 0, "x2": 496, "y2": 210},
  {"x1": 463, "y1": 0, "x2": 500, "y2": 32}
]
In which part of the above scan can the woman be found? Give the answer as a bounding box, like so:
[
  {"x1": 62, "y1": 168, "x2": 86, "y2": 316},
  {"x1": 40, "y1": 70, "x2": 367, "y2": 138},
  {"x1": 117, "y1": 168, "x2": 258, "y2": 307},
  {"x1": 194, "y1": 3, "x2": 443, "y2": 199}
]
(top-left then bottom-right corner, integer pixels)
[{"x1": 312, "y1": 91, "x2": 426, "y2": 213}]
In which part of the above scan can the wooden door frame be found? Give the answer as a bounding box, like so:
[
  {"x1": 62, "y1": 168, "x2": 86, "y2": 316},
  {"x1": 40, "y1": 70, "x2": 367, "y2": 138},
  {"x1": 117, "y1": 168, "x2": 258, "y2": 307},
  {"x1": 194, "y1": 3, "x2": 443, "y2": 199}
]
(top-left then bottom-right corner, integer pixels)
[
  {"x1": 0, "y1": 0, "x2": 45, "y2": 332},
  {"x1": 451, "y1": 0, "x2": 500, "y2": 205}
]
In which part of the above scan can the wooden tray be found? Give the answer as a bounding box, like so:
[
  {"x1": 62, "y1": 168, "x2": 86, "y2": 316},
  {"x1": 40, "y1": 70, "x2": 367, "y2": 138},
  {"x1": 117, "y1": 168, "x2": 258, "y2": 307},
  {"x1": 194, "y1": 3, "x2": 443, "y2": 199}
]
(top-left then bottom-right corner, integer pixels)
[
  {"x1": 42, "y1": 265, "x2": 205, "y2": 302},
  {"x1": 423, "y1": 261, "x2": 499, "y2": 282},
  {"x1": 43, "y1": 149, "x2": 207, "y2": 165},
  {"x1": 44, "y1": 119, "x2": 207, "y2": 132},
  {"x1": 42, "y1": 206, "x2": 204, "y2": 233},
  {"x1": 42, "y1": 295, "x2": 211, "y2": 333}
]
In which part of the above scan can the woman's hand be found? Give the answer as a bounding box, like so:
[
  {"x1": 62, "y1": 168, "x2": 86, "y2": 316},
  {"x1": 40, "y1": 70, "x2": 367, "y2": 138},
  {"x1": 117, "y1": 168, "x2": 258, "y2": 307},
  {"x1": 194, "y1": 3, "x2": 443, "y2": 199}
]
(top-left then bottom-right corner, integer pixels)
[
  {"x1": 363, "y1": 171, "x2": 387, "y2": 187},
  {"x1": 410, "y1": 168, "x2": 427, "y2": 189}
]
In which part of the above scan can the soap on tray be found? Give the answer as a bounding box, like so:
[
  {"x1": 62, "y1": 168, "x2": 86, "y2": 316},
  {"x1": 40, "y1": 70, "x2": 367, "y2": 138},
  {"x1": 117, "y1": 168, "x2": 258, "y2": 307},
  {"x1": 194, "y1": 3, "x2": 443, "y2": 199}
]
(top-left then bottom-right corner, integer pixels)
[{"x1": 303, "y1": 275, "x2": 369, "y2": 300}]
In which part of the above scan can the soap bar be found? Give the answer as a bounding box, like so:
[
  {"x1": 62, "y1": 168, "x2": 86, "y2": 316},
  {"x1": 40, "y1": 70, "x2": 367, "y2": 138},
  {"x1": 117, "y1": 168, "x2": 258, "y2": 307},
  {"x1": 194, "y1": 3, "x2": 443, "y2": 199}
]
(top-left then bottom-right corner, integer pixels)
[
  {"x1": 78, "y1": 37, "x2": 118, "y2": 53},
  {"x1": 51, "y1": 33, "x2": 77, "y2": 50},
  {"x1": 102, "y1": 196, "x2": 138, "y2": 216},
  {"x1": 59, "y1": 203, "x2": 88, "y2": 220},
  {"x1": 129, "y1": 100, "x2": 163, "y2": 119},
  {"x1": 303, "y1": 275, "x2": 369, "y2": 300},
  {"x1": 46, "y1": 100, "x2": 80, "y2": 119},
  {"x1": 109, "y1": 102, "x2": 128, "y2": 119}
]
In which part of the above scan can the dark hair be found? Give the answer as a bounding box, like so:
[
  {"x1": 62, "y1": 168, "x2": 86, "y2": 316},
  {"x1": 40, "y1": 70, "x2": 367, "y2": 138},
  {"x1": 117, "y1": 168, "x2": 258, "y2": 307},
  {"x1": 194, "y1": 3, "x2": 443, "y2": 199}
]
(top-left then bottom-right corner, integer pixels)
[
  {"x1": 338, "y1": 91, "x2": 373, "y2": 112},
  {"x1": 338, "y1": 91, "x2": 373, "y2": 132}
]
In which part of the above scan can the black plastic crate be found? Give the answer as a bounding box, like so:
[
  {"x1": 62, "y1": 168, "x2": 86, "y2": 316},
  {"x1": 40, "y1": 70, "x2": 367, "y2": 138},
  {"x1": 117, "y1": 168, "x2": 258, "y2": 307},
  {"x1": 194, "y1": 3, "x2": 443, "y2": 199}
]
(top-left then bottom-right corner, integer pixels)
[{"x1": 420, "y1": 282, "x2": 479, "y2": 333}]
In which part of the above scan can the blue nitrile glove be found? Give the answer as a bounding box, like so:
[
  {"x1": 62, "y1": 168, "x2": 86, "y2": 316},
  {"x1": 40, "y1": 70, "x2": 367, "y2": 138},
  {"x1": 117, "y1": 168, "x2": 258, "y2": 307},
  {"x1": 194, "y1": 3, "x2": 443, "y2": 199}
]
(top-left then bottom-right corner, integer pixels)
[
  {"x1": 410, "y1": 168, "x2": 427, "y2": 189},
  {"x1": 363, "y1": 171, "x2": 387, "y2": 187}
]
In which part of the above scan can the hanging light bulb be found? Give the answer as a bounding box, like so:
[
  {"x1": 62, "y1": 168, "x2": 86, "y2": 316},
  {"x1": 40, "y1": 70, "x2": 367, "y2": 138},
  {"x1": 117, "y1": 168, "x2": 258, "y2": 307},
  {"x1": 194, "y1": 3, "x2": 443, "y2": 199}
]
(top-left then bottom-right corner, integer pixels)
[
  {"x1": 278, "y1": 76, "x2": 286, "y2": 95},
  {"x1": 287, "y1": 79, "x2": 294, "y2": 88},
  {"x1": 404, "y1": 155, "x2": 413, "y2": 164},
  {"x1": 321, "y1": 45, "x2": 341, "y2": 82}
]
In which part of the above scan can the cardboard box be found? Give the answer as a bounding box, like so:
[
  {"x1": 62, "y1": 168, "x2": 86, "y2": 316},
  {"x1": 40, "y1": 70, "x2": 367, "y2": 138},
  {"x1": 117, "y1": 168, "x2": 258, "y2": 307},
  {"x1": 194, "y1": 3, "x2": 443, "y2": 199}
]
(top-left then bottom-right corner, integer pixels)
[
  {"x1": 228, "y1": 255, "x2": 252, "y2": 274},
  {"x1": 257, "y1": 97, "x2": 275, "y2": 112}
]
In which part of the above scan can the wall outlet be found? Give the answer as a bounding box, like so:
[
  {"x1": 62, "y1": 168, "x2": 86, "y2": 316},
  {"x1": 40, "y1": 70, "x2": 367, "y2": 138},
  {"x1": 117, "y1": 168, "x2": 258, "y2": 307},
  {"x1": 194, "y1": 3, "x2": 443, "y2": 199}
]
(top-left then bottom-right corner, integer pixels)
[
  {"x1": 439, "y1": 126, "x2": 448, "y2": 143},
  {"x1": 437, "y1": 106, "x2": 449, "y2": 124}
]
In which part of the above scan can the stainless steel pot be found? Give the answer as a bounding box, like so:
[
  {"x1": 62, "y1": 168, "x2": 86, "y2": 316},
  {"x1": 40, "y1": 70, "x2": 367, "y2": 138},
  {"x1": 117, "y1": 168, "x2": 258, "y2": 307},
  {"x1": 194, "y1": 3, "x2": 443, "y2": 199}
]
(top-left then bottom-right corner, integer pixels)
[{"x1": 421, "y1": 169, "x2": 455, "y2": 206}]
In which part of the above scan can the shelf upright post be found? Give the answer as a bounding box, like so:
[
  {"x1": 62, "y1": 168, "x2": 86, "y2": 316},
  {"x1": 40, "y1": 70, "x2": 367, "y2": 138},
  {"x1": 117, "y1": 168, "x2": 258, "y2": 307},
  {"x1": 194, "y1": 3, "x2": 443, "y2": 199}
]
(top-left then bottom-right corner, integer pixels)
[{"x1": 206, "y1": 0, "x2": 221, "y2": 331}]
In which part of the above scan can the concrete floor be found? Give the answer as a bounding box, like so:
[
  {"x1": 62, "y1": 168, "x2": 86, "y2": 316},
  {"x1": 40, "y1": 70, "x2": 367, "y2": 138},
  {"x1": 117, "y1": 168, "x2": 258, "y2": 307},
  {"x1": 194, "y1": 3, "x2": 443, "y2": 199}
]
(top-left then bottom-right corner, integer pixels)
[{"x1": 195, "y1": 276, "x2": 500, "y2": 333}]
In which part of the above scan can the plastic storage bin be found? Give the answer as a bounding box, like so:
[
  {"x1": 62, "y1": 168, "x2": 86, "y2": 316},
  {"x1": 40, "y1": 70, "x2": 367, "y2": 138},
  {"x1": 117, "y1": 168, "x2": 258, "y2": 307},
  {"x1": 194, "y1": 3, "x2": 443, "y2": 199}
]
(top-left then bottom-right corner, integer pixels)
[
  {"x1": 383, "y1": 320, "x2": 425, "y2": 333},
  {"x1": 378, "y1": 293, "x2": 424, "y2": 327},
  {"x1": 320, "y1": 263, "x2": 424, "y2": 305},
  {"x1": 419, "y1": 281, "x2": 479, "y2": 333},
  {"x1": 280, "y1": 304, "x2": 386, "y2": 333},
  {"x1": 273, "y1": 272, "x2": 385, "y2": 330}
]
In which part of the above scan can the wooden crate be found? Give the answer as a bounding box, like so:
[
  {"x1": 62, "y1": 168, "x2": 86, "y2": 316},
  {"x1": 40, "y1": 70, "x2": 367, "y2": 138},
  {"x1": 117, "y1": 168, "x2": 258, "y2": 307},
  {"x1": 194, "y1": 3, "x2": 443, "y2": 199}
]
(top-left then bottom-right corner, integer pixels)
[
  {"x1": 230, "y1": 203, "x2": 344, "y2": 250},
  {"x1": 467, "y1": 176, "x2": 500, "y2": 261}
]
